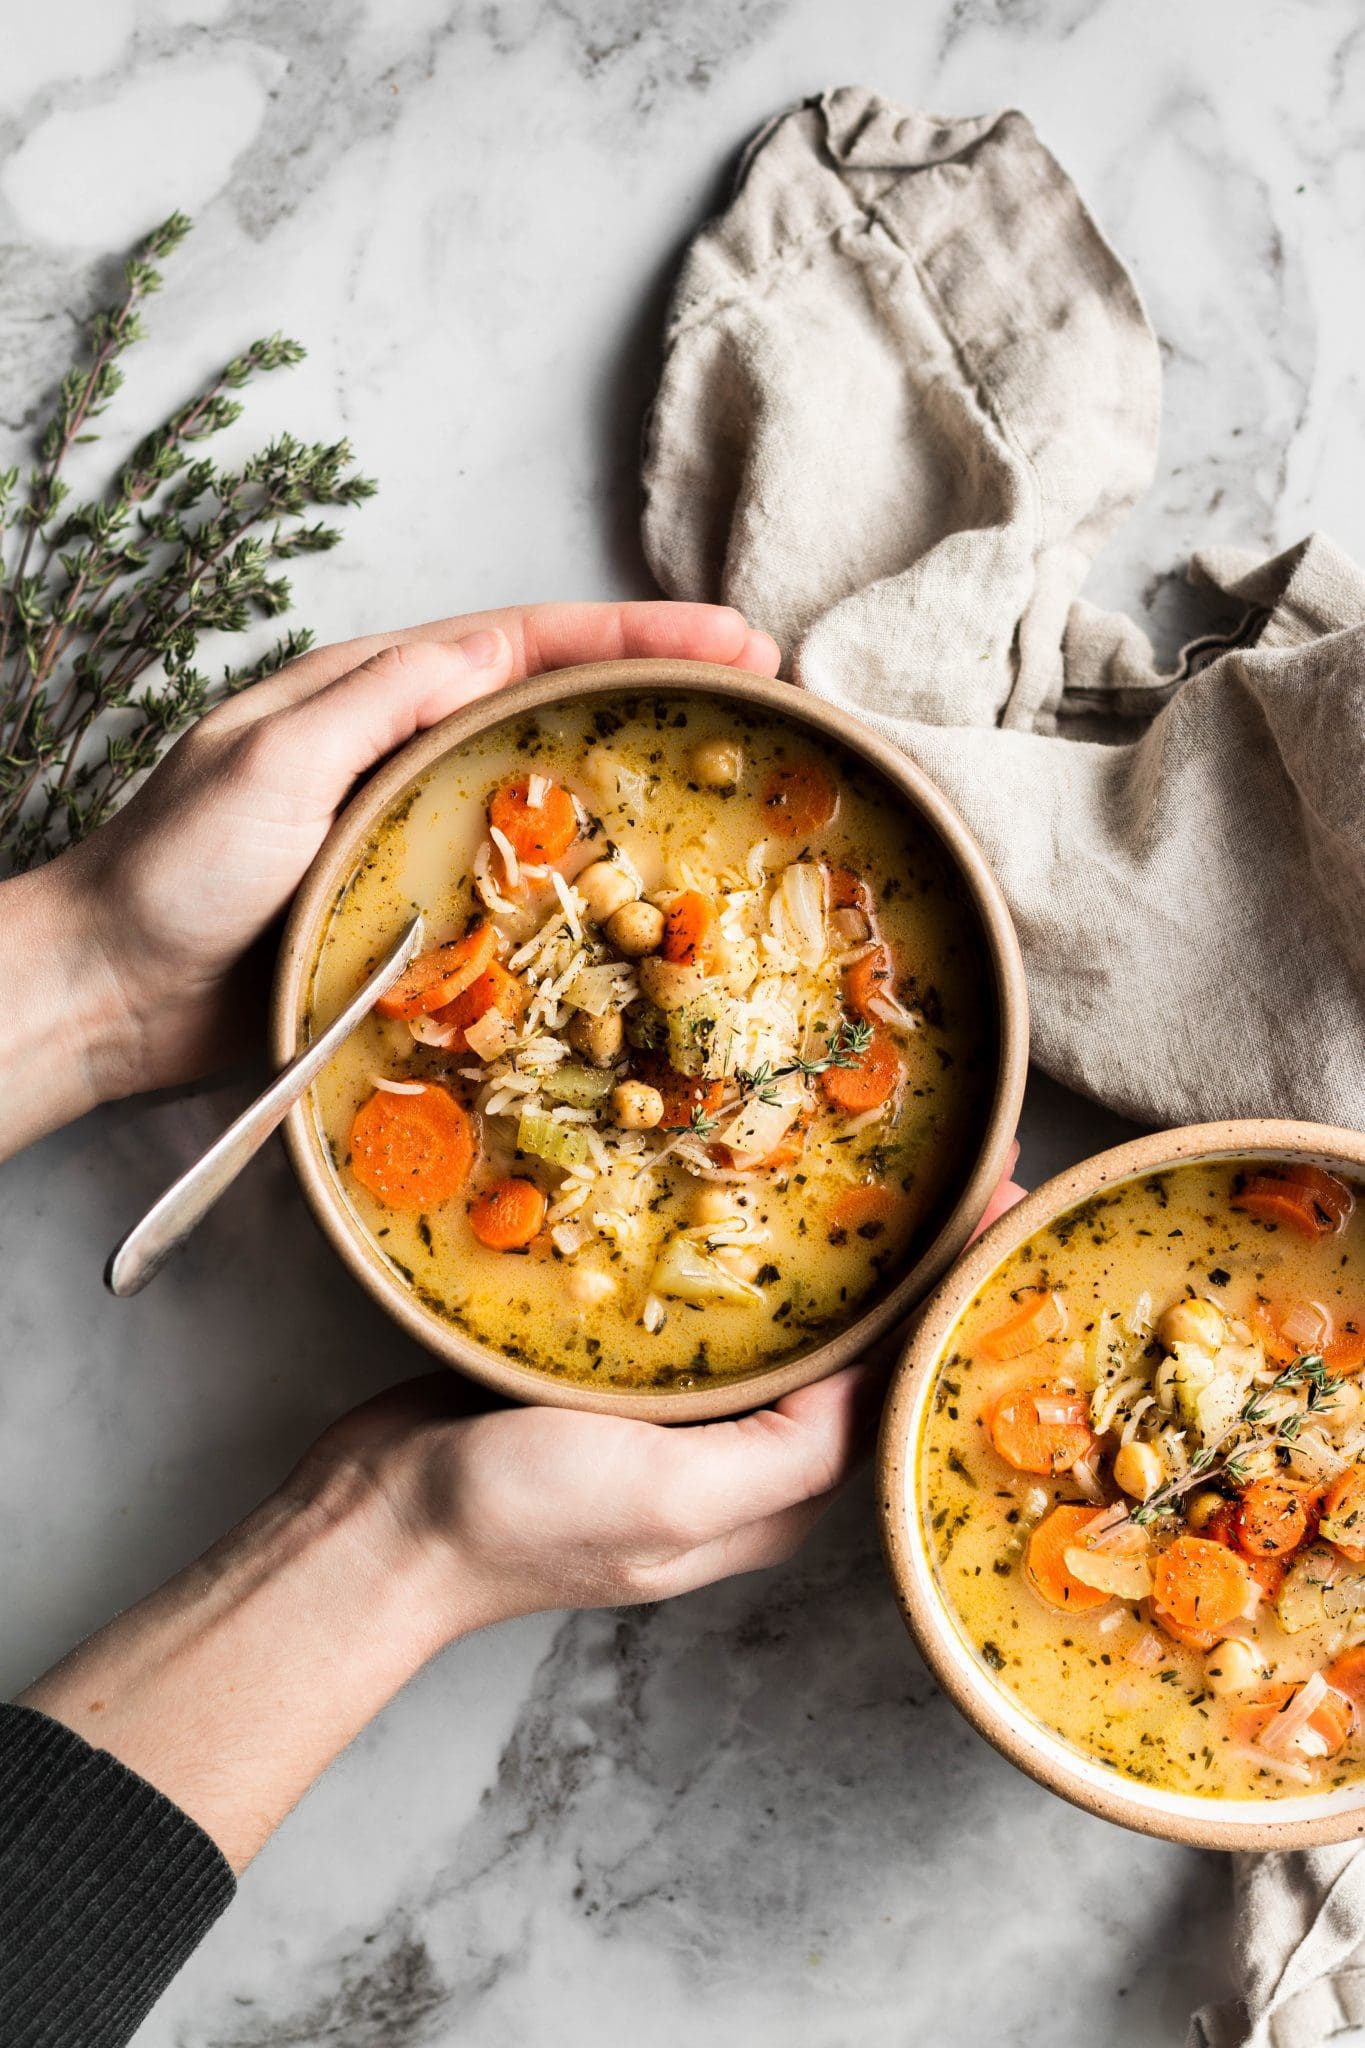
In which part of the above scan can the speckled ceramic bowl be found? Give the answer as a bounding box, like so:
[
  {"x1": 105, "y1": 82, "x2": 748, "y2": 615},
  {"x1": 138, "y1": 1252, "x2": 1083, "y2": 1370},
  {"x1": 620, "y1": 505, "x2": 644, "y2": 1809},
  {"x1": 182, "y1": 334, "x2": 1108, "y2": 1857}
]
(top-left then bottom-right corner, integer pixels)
[
  {"x1": 270, "y1": 657, "x2": 1028, "y2": 1421},
  {"x1": 879, "y1": 1119, "x2": 1365, "y2": 1850}
]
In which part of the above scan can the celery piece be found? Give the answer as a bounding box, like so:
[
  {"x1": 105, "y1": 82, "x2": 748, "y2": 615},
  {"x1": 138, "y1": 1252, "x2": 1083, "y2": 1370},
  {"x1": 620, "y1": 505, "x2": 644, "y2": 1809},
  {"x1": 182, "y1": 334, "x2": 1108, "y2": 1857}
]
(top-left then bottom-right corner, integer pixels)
[
  {"x1": 516, "y1": 1109, "x2": 591, "y2": 1169},
  {"x1": 539, "y1": 1063, "x2": 615, "y2": 1111}
]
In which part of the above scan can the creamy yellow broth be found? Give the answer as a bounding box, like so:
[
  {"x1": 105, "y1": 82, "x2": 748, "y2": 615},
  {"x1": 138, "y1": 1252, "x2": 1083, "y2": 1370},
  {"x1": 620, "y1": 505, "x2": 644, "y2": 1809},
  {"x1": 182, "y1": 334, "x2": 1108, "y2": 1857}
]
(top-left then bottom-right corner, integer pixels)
[
  {"x1": 306, "y1": 692, "x2": 994, "y2": 1394},
  {"x1": 922, "y1": 1160, "x2": 1365, "y2": 1800}
]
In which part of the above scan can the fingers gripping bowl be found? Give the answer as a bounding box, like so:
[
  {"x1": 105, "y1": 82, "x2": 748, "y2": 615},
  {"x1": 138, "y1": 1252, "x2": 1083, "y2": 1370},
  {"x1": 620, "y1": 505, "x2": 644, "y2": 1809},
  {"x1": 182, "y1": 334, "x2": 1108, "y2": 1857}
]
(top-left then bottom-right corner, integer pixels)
[
  {"x1": 271, "y1": 659, "x2": 1027, "y2": 1420},
  {"x1": 879, "y1": 1121, "x2": 1365, "y2": 1851}
]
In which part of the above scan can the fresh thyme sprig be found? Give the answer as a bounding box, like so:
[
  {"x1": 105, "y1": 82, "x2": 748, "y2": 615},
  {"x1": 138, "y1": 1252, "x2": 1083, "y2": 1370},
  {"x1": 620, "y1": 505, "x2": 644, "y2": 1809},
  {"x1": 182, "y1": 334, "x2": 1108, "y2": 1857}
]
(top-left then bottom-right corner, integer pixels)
[
  {"x1": 736, "y1": 1016, "x2": 873, "y2": 1105},
  {"x1": 0, "y1": 211, "x2": 375, "y2": 870},
  {"x1": 1129, "y1": 1353, "x2": 1340, "y2": 1526},
  {"x1": 689, "y1": 1105, "x2": 721, "y2": 1139}
]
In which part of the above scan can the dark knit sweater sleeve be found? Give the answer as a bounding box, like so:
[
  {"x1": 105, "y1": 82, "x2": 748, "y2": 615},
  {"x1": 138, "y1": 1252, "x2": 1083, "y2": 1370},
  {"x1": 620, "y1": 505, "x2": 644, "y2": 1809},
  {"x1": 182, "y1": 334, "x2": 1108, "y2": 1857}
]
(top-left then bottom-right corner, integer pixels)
[{"x1": 0, "y1": 1702, "x2": 235, "y2": 2047}]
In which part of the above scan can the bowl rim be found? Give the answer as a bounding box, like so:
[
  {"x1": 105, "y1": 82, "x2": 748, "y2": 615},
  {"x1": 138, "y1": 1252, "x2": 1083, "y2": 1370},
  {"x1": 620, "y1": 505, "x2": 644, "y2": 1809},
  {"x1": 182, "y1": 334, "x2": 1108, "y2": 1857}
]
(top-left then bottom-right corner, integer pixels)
[
  {"x1": 270, "y1": 655, "x2": 1028, "y2": 1421},
  {"x1": 878, "y1": 1116, "x2": 1365, "y2": 1850}
]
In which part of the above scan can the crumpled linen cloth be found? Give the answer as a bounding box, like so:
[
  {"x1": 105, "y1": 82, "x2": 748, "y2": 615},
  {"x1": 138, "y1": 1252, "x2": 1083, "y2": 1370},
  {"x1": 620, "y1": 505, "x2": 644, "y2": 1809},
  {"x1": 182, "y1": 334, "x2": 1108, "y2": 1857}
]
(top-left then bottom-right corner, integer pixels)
[
  {"x1": 640, "y1": 85, "x2": 1365, "y2": 2048},
  {"x1": 642, "y1": 87, "x2": 1365, "y2": 1136}
]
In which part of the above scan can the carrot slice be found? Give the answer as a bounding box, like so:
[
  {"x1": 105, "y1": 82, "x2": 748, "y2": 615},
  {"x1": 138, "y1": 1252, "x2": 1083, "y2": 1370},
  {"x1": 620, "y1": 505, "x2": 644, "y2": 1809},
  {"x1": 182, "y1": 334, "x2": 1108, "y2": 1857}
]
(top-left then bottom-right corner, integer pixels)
[
  {"x1": 468, "y1": 1176, "x2": 546, "y2": 1251},
  {"x1": 661, "y1": 891, "x2": 714, "y2": 967},
  {"x1": 820, "y1": 1026, "x2": 901, "y2": 1113},
  {"x1": 827, "y1": 865, "x2": 870, "y2": 912},
  {"x1": 989, "y1": 1377, "x2": 1095, "y2": 1474},
  {"x1": 979, "y1": 1289, "x2": 1067, "y2": 1362},
  {"x1": 1229, "y1": 1681, "x2": 1354, "y2": 1758},
  {"x1": 1026, "y1": 1506, "x2": 1113, "y2": 1612},
  {"x1": 432, "y1": 960, "x2": 527, "y2": 1035},
  {"x1": 1325, "y1": 1646, "x2": 1365, "y2": 1711},
  {"x1": 1328, "y1": 1320, "x2": 1365, "y2": 1375},
  {"x1": 1320, "y1": 1466, "x2": 1365, "y2": 1562},
  {"x1": 828, "y1": 1184, "x2": 906, "y2": 1244},
  {"x1": 1232, "y1": 1164, "x2": 1355, "y2": 1239},
  {"x1": 488, "y1": 776, "x2": 578, "y2": 862},
  {"x1": 637, "y1": 1058, "x2": 725, "y2": 1131},
  {"x1": 375, "y1": 924, "x2": 499, "y2": 1020},
  {"x1": 843, "y1": 945, "x2": 894, "y2": 1022},
  {"x1": 762, "y1": 760, "x2": 838, "y2": 837},
  {"x1": 1152, "y1": 1606, "x2": 1220, "y2": 1653},
  {"x1": 349, "y1": 1084, "x2": 475, "y2": 1211},
  {"x1": 1246, "y1": 1554, "x2": 1288, "y2": 1601},
  {"x1": 1150, "y1": 1534, "x2": 1256, "y2": 1633},
  {"x1": 1235, "y1": 1478, "x2": 1312, "y2": 1559}
]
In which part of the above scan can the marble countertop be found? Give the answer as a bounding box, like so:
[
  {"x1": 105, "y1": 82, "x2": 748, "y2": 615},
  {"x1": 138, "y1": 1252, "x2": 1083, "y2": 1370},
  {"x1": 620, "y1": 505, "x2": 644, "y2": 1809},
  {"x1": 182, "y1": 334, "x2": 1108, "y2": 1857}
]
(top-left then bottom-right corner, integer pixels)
[{"x1": 3, "y1": 1, "x2": 1359, "y2": 2041}]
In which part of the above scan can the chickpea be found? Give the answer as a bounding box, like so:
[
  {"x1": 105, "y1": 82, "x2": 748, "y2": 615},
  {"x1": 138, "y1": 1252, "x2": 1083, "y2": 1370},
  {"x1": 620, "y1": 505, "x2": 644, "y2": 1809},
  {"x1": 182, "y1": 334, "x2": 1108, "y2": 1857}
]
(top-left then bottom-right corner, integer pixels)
[
  {"x1": 567, "y1": 1008, "x2": 625, "y2": 1067},
  {"x1": 605, "y1": 899, "x2": 665, "y2": 957},
  {"x1": 1113, "y1": 1441, "x2": 1164, "y2": 1502},
  {"x1": 690, "y1": 737, "x2": 743, "y2": 789},
  {"x1": 1158, "y1": 1297, "x2": 1226, "y2": 1354},
  {"x1": 575, "y1": 858, "x2": 638, "y2": 926},
  {"x1": 565, "y1": 1264, "x2": 616, "y2": 1308},
  {"x1": 611, "y1": 1081, "x2": 665, "y2": 1131},
  {"x1": 716, "y1": 1245, "x2": 764, "y2": 1284},
  {"x1": 692, "y1": 1185, "x2": 741, "y2": 1227},
  {"x1": 1204, "y1": 1637, "x2": 1268, "y2": 1696},
  {"x1": 1186, "y1": 1489, "x2": 1228, "y2": 1533}
]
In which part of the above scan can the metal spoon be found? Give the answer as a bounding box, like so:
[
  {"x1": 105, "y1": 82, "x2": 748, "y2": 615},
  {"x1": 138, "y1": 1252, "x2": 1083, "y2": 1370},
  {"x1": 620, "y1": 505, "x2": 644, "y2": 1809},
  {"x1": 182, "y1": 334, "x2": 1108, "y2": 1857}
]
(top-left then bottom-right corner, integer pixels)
[{"x1": 105, "y1": 914, "x2": 425, "y2": 1298}]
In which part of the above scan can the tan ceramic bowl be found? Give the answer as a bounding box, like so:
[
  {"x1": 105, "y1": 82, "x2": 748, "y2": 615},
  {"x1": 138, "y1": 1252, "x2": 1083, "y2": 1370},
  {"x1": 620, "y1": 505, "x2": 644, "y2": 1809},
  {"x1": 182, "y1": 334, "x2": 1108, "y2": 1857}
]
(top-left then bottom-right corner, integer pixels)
[
  {"x1": 271, "y1": 657, "x2": 1028, "y2": 1420},
  {"x1": 880, "y1": 1118, "x2": 1365, "y2": 1850}
]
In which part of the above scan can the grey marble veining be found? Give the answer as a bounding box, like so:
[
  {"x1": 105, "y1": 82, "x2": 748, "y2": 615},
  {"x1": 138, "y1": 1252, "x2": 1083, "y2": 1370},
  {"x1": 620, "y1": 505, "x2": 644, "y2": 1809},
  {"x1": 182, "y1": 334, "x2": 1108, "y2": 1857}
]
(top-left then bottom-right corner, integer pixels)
[{"x1": 1, "y1": 1, "x2": 1357, "y2": 2041}]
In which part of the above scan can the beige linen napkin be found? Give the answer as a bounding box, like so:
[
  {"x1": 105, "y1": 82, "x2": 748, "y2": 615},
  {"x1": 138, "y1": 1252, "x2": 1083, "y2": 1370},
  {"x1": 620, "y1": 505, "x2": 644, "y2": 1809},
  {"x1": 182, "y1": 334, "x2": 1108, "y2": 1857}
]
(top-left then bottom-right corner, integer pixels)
[
  {"x1": 640, "y1": 86, "x2": 1365, "y2": 2046},
  {"x1": 642, "y1": 87, "x2": 1365, "y2": 1134}
]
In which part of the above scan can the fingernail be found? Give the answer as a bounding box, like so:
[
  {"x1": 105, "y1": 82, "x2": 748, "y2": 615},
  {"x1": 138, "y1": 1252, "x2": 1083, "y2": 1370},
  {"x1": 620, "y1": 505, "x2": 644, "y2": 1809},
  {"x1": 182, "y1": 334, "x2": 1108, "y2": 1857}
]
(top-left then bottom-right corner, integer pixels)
[
  {"x1": 747, "y1": 630, "x2": 782, "y2": 674},
  {"x1": 457, "y1": 629, "x2": 506, "y2": 670}
]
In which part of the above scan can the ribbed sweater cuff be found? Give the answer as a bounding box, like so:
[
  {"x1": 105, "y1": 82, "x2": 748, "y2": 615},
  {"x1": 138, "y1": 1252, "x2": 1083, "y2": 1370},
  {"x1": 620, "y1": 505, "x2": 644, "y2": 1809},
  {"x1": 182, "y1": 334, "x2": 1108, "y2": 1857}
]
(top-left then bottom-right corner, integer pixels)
[{"x1": 0, "y1": 1701, "x2": 235, "y2": 2048}]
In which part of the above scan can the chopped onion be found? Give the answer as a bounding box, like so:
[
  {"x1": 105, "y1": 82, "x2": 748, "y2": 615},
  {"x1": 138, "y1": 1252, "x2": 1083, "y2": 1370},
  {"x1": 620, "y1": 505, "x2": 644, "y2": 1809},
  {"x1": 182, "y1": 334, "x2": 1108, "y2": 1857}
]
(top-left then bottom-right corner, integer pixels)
[
  {"x1": 370, "y1": 1074, "x2": 426, "y2": 1095},
  {"x1": 867, "y1": 992, "x2": 914, "y2": 1028},
  {"x1": 527, "y1": 772, "x2": 550, "y2": 809},
  {"x1": 1080, "y1": 1507, "x2": 1150, "y2": 1558},
  {"x1": 1281, "y1": 1300, "x2": 1331, "y2": 1349},
  {"x1": 716, "y1": 1083, "x2": 803, "y2": 1167},
  {"x1": 1064, "y1": 1546, "x2": 1153, "y2": 1600},
  {"x1": 550, "y1": 1220, "x2": 592, "y2": 1259},
  {"x1": 1255, "y1": 1671, "x2": 1329, "y2": 1758},
  {"x1": 1125, "y1": 1630, "x2": 1165, "y2": 1669},
  {"x1": 772, "y1": 861, "x2": 826, "y2": 968},
  {"x1": 1097, "y1": 1611, "x2": 1125, "y2": 1636},
  {"x1": 641, "y1": 1293, "x2": 666, "y2": 1334},
  {"x1": 1034, "y1": 1394, "x2": 1090, "y2": 1427},
  {"x1": 465, "y1": 1008, "x2": 515, "y2": 1061},
  {"x1": 408, "y1": 1014, "x2": 459, "y2": 1048},
  {"x1": 829, "y1": 906, "x2": 870, "y2": 948},
  {"x1": 489, "y1": 824, "x2": 521, "y2": 890},
  {"x1": 1069, "y1": 1450, "x2": 1106, "y2": 1503}
]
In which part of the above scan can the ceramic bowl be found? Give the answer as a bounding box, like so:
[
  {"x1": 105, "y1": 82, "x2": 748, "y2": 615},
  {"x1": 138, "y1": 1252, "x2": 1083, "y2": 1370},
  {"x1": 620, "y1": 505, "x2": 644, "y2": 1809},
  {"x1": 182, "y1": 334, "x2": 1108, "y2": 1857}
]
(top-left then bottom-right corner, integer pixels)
[
  {"x1": 879, "y1": 1118, "x2": 1365, "y2": 1850},
  {"x1": 271, "y1": 656, "x2": 1028, "y2": 1421}
]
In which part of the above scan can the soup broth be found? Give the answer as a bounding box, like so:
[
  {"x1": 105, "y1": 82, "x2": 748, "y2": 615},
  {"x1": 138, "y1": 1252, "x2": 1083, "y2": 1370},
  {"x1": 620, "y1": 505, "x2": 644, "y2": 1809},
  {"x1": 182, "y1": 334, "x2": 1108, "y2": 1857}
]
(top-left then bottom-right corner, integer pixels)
[
  {"x1": 306, "y1": 691, "x2": 994, "y2": 1393},
  {"x1": 921, "y1": 1158, "x2": 1365, "y2": 1800}
]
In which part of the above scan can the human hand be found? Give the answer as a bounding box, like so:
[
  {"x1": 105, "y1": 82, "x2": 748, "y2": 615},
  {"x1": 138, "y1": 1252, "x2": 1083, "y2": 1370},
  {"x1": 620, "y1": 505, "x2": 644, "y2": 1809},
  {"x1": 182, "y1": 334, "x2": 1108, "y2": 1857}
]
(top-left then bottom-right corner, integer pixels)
[
  {"x1": 299, "y1": 1362, "x2": 883, "y2": 1638},
  {"x1": 0, "y1": 601, "x2": 778, "y2": 1154},
  {"x1": 23, "y1": 1359, "x2": 877, "y2": 1871}
]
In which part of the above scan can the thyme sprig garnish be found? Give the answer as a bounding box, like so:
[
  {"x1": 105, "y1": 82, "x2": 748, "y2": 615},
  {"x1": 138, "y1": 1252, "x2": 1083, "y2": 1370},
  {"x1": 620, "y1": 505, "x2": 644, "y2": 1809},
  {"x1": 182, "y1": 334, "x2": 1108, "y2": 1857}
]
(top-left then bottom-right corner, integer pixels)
[
  {"x1": 689, "y1": 1105, "x2": 721, "y2": 1139},
  {"x1": 0, "y1": 210, "x2": 375, "y2": 870},
  {"x1": 1129, "y1": 1352, "x2": 1340, "y2": 1527},
  {"x1": 737, "y1": 1016, "x2": 873, "y2": 1104}
]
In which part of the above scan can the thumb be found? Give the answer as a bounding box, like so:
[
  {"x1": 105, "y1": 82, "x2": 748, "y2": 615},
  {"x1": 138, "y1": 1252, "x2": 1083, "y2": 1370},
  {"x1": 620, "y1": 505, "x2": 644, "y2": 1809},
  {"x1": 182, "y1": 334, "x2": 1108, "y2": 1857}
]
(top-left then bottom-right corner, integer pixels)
[{"x1": 274, "y1": 630, "x2": 515, "y2": 794}]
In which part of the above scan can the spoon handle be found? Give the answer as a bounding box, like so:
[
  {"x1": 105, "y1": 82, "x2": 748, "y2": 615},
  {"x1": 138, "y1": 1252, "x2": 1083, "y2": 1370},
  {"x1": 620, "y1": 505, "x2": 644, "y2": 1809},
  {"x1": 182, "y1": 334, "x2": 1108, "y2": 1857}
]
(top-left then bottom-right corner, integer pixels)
[{"x1": 105, "y1": 914, "x2": 425, "y2": 1299}]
